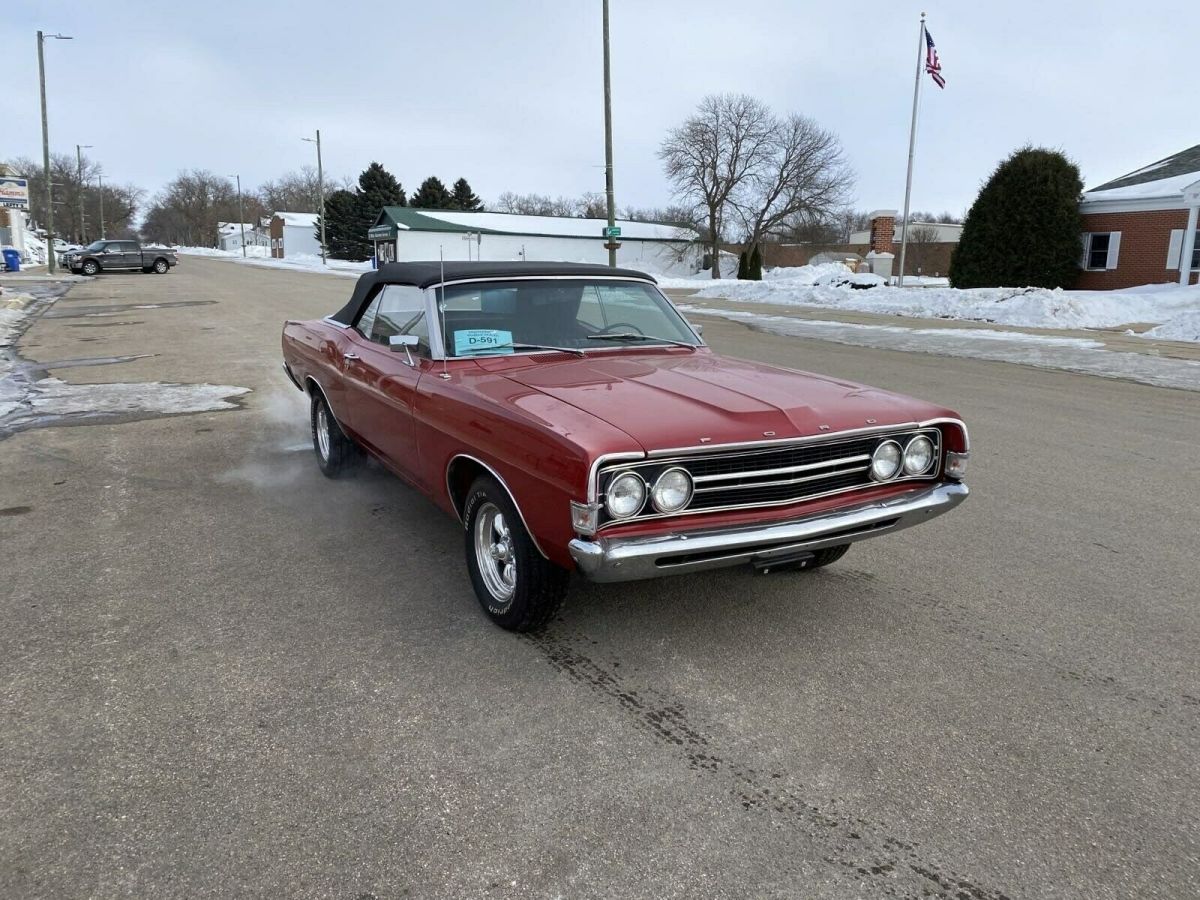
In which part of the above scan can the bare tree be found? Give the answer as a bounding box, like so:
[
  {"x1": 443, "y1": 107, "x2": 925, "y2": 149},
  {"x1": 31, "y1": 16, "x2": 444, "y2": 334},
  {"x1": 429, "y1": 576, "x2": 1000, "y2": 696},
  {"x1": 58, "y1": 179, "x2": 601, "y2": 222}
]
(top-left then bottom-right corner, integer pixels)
[
  {"x1": 6, "y1": 153, "x2": 143, "y2": 242},
  {"x1": 577, "y1": 192, "x2": 608, "y2": 219},
  {"x1": 140, "y1": 170, "x2": 246, "y2": 246},
  {"x1": 493, "y1": 191, "x2": 580, "y2": 217},
  {"x1": 257, "y1": 166, "x2": 341, "y2": 214},
  {"x1": 729, "y1": 114, "x2": 853, "y2": 253},
  {"x1": 659, "y1": 93, "x2": 775, "y2": 277}
]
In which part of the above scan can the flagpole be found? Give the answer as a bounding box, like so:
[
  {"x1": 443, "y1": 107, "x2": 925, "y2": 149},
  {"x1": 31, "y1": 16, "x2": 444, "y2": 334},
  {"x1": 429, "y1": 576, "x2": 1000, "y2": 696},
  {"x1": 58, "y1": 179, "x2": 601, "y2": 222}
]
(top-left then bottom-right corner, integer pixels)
[{"x1": 897, "y1": 12, "x2": 926, "y2": 288}]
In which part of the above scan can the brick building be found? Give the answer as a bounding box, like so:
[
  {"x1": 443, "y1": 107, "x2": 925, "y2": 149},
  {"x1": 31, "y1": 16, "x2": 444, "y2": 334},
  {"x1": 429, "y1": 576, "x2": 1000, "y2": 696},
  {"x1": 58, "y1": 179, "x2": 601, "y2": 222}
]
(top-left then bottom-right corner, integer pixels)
[{"x1": 1077, "y1": 144, "x2": 1200, "y2": 290}]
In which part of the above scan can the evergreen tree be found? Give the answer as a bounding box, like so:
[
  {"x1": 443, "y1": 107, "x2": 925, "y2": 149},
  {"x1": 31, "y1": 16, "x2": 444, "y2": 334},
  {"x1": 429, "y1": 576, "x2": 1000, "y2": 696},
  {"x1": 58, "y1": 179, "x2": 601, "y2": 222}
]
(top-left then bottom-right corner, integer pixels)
[
  {"x1": 449, "y1": 177, "x2": 484, "y2": 211},
  {"x1": 949, "y1": 146, "x2": 1084, "y2": 288},
  {"x1": 736, "y1": 250, "x2": 749, "y2": 279},
  {"x1": 410, "y1": 176, "x2": 453, "y2": 209},
  {"x1": 321, "y1": 189, "x2": 362, "y2": 260},
  {"x1": 319, "y1": 163, "x2": 407, "y2": 261},
  {"x1": 357, "y1": 161, "x2": 406, "y2": 210},
  {"x1": 748, "y1": 244, "x2": 764, "y2": 280}
]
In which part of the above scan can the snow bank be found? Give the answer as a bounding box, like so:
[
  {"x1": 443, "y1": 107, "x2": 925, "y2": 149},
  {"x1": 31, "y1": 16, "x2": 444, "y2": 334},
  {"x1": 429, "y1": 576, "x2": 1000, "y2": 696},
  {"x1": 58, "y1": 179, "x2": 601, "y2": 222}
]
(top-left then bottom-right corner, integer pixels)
[
  {"x1": 690, "y1": 277, "x2": 1200, "y2": 341},
  {"x1": 1144, "y1": 310, "x2": 1200, "y2": 343},
  {"x1": 177, "y1": 247, "x2": 371, "y2": 278}
]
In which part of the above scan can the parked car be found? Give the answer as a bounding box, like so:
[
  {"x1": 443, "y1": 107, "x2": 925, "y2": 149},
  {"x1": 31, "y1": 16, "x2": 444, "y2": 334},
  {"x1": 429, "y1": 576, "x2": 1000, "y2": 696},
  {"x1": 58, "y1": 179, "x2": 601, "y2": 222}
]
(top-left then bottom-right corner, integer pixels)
[
  {"x1": 281, "y1": 262, "x2": 970, "y2": 631},
  {"x1": 62, "y1": 240, "x2": 177, "y2": 276}
]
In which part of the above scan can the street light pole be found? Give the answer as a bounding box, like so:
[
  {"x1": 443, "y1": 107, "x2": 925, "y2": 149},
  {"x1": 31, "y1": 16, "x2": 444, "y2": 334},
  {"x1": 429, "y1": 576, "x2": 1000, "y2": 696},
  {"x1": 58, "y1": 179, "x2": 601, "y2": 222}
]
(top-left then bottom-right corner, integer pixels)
[
  {"x1": 76, "y1": 143, "x2": 92, "y2": 243},
  {"x1": 37, "y1": 30, "x2": 73, "y2": 273},
  {"x1": 97, "y1": 172, "x2": 105, "y2": 238},
  {"x1": 302, "y1": 130, "x2": 326, "y2": 265},
  {"x1": 230, "y1": 174, "x2": 246, "y2": 257},
  {"x1": 601, "y1": 0, "x2": 617, "y2": 267}
]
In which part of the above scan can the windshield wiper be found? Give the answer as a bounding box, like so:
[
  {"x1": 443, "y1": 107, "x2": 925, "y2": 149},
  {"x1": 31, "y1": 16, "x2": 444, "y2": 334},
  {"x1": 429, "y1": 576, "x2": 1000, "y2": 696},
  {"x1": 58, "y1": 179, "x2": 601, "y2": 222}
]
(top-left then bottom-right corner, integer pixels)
[
  {"x1": 587, "y1": 333, "x2": 698, "y2": 351},
  {"x1": 460, "y1": 342, "x2": 587, "y2": 358}
]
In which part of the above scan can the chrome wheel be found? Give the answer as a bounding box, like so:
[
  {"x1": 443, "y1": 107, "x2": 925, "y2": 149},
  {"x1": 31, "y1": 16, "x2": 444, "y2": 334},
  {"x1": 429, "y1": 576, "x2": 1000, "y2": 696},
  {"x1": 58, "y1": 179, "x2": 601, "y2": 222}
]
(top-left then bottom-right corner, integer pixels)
[
  {"x1": 153, "y1": 259, "x2": 169, "y2": 273},
  {"x1": 473, "y1": 502, "x2": 517, "y2": 605},
  {"x1": 315, "y1": 404, "x2": 331, "y2": 461}
]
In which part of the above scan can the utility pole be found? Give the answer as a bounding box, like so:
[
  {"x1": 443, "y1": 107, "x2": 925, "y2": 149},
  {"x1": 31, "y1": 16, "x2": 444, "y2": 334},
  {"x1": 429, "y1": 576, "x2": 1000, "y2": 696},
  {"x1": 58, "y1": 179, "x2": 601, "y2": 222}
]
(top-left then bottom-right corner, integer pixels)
[
  {"x1": 38, "y1": 31, "x2": 73, "y2": 273},
  {"x1": 230, "y1": 174, "x2": 246, "y2": 257},
  {"x1": 76, "y1": 143, "x2": 92, "y2": 243},
  {"x1": 97, "y1": 172, "x2": 105, "y2": 239},
  {"x1": 302, "y1": 130, "x2": 327, "y2": 264},
  {"x1": 602, "y1": 0, "x2": 617, "y2": 267}
]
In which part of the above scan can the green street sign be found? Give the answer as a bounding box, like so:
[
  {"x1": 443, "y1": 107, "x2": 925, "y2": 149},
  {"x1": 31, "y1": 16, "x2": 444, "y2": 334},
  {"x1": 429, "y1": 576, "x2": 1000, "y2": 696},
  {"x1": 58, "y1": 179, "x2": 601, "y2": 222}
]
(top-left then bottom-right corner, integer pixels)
[{"x1": 602, "y1": 225, "x2": 621, "y2": 238}]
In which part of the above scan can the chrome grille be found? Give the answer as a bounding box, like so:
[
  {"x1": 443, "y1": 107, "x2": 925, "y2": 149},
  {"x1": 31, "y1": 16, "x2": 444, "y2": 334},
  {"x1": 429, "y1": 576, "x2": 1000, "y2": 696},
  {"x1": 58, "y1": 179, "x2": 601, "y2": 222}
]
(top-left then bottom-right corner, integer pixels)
[{"x1": 596, "y1": 428, "x2": 941, "y2": 528}]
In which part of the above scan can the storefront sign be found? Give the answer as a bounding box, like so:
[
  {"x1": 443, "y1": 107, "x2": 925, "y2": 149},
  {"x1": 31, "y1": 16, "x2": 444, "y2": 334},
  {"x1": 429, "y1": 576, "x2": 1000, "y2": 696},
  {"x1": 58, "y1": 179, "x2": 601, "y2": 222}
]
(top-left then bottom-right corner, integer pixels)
[{"x1": 0, "y1": 177, "x2": 30, "y2": 210}]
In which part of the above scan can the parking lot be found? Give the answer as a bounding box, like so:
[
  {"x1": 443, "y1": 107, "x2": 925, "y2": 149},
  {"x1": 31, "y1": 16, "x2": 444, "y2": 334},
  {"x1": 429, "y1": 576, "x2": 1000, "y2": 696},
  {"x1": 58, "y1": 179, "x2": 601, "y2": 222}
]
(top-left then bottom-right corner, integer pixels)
[{"x1": 2, "y1": 257, "x2": 1198, "y2": 899}]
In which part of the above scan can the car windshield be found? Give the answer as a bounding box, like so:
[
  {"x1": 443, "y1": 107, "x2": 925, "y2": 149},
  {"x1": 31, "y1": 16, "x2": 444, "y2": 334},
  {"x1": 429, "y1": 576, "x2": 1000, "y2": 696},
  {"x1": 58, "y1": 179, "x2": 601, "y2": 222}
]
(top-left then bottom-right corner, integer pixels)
[
  {"x1": 84, "y1": 241, "x2": 108, "y2": 252},
  {"x1": 438, "y1": 279, "x2": 700, "y2": 358}
]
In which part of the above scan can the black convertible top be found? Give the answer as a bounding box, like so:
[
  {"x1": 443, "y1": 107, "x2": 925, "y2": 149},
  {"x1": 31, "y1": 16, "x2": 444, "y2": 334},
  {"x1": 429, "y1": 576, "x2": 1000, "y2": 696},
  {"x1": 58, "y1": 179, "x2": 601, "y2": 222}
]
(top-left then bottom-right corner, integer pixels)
[{"x1": 328, "y1": 261, "x2": 657, "y2": 325}]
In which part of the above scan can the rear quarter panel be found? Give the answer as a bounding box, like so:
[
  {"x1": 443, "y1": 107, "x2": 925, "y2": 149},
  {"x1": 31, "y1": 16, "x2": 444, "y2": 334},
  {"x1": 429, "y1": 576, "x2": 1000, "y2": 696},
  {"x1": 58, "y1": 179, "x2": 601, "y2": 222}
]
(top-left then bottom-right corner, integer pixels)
[{"x1": 282, "y1": 319, "x2": 354, "y2": 431}]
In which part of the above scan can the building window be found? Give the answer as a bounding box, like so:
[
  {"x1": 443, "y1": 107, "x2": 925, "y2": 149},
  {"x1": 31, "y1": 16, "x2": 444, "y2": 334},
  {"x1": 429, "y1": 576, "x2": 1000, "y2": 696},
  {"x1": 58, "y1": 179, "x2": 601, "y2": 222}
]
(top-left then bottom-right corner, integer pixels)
[
  {"x1": 1085, "y1": 233, "x2": 1110, "y2": 270},
  {"x1": 1193, "y1": 231, "x2": 1200, "y2": 271}
]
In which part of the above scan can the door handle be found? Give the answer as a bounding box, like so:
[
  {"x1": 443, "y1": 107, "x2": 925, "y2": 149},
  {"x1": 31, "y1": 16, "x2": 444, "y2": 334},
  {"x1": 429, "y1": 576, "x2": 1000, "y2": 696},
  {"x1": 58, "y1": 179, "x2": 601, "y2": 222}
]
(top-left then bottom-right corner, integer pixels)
[{"x1": 343, "y1": 352, "x2": 360, "y2": 361}]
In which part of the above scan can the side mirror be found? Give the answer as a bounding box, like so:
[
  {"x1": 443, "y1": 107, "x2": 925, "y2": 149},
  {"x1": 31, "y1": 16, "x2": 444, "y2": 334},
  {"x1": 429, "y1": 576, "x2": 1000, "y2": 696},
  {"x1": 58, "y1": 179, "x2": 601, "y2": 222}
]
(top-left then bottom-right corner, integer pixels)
[
  {"x1": 692, "y1": 323, "x2": 704, "y2": 336},
  {"x1": 389, "y1": 334, "x2": 419, "y2": 351}
]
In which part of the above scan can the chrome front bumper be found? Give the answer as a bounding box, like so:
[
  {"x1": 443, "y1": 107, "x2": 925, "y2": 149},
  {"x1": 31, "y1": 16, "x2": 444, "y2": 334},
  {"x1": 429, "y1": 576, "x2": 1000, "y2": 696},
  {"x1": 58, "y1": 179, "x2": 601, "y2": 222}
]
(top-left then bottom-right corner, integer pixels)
[{"x1": 568, "y1": 482, "x2": 968, "y2": 583}]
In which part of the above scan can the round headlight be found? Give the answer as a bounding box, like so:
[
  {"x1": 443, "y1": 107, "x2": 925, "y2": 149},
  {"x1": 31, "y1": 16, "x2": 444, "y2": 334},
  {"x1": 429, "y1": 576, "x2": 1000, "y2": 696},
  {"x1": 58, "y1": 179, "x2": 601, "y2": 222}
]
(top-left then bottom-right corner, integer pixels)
[
  {"x1": 870, "y1": 440, "x2": 902, "y2": 481},
  {"x1": 605, "y1": 472, "x2": 646, "y2": 518},
  {"x1": 651, "y1": 467, "x2": 693, "y2": 513},
  {"x1": 903, "y1": 435, "x2": 935, "y2": 475}
]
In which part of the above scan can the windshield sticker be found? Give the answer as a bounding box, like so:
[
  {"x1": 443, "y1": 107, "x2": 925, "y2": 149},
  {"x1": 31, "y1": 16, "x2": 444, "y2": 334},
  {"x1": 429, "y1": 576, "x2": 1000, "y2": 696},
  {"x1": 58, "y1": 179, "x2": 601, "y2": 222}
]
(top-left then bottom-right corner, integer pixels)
[{"x1": 454, "y1": 329, "x2": 514, "y2": 355}]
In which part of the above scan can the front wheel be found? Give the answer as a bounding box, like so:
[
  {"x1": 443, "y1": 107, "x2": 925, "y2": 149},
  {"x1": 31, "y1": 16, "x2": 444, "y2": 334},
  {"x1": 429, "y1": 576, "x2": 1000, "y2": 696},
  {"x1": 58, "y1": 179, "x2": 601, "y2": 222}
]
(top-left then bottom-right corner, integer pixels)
[
  {"x1": 152, "y1": 258, "x2": 170, "y2": 274},
  {"x1": 81, "y1": 260, "x2": 99, "y2": 276},
  {"x1": 310, "y1": 392, "x2": 361, "y2": 478},
  {"x1": 463, "y1": 477, "x2": 569, "y2": 631}
]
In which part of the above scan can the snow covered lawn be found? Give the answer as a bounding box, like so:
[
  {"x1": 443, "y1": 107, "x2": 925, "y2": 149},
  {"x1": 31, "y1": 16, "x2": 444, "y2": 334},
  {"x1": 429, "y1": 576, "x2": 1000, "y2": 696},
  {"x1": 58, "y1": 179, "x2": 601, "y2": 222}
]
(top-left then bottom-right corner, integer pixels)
[
  {"x1": 177, "y1": 247, "x2": 371, "y2": 278},
  {"x1": 674, "y1": 263, "x2": 1200, "y2": 343}
]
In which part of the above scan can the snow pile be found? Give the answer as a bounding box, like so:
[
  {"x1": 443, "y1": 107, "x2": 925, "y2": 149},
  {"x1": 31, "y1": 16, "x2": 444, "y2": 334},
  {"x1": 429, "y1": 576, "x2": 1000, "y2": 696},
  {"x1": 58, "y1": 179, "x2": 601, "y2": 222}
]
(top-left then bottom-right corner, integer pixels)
[
  {"x1": 1144, "y1": 310, "x2": 1200, "y2": 343},
  {"x1": 690, "y1": 277, "x2": 1200, "y2": 341},
  {"x1": 1, "y1": 289, "x2": 38, "y2": 348}
]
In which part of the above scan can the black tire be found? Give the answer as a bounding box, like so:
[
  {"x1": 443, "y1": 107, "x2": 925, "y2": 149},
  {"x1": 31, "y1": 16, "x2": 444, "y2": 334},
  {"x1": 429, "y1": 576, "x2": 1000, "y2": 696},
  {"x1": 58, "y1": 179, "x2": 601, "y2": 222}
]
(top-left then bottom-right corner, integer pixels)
[
  {"x1": 81, "y1": 259, "x2": 99, "y2": 276},
  {"x1": 310, "y1": 391, "x2": 361, "y2": 478},
  {"x1": 774, "y1": 544, "x2": 850, "y2": 573},
  {"x1": 463, "y1": 476, "x2": 569, "y2": 632},
  {"x1": 152, "y1": 258, "x2": 169, "y2": 274}
]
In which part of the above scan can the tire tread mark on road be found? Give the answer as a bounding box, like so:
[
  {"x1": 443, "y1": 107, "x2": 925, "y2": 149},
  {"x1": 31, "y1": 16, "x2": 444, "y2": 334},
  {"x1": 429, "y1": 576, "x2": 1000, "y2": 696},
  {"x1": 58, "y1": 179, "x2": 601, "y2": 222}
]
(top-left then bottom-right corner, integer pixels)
[{"x1": 528, "y1": 627, "x2": 1012, "y2": 900}]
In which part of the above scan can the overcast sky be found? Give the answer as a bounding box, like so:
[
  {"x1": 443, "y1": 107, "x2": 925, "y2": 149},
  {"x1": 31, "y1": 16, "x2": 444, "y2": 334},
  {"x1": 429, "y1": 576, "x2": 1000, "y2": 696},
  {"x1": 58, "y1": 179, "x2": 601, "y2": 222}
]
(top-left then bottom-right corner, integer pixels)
[{"x1": 4, "y1": 0, "x2": 1195, "y2": 218}]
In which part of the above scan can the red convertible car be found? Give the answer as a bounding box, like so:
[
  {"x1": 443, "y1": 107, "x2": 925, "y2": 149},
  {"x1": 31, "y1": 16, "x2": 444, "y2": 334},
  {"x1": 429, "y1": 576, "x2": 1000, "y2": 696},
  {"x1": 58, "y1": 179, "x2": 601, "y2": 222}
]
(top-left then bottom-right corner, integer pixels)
[{"x1": 282, "y1": 262, "x2": 969, "y2": 631}]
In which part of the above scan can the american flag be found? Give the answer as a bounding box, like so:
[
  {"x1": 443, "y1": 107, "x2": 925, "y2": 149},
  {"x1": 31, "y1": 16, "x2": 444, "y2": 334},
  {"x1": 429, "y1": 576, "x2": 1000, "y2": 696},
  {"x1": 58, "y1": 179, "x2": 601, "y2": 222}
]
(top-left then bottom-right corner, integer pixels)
[{"x1": 925, "y1": 27, "x2": 946, "y2": 89}]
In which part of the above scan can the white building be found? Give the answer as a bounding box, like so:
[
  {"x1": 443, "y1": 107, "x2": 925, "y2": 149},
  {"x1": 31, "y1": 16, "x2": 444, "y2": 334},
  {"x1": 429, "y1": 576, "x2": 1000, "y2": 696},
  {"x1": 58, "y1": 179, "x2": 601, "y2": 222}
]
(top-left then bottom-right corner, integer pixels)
[
  {"x1": 367, "y1": 208, "x2": 700, "y2": 276},
  {"x1": 217, "y1": 222, "x2": 270, "y2": 253},
  {"x1": 269, "y1": 211, "x2": 321, "y2": 259}
]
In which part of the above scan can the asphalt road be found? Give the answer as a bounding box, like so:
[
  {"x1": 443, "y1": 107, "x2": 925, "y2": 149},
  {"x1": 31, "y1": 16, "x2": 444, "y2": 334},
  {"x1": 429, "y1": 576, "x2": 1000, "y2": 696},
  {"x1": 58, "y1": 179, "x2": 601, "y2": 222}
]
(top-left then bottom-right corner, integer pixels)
[{"x1": 2, "y1": 257, "x2": 1198, "y2": 899}]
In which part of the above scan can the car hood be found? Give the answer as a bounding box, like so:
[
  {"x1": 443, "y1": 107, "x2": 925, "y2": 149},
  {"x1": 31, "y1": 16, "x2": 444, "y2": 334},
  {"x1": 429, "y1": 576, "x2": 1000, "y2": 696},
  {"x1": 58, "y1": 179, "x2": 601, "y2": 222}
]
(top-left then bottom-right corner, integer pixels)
[{"x1": 499, "y1": 350, "x2": 955, "y2": 452}]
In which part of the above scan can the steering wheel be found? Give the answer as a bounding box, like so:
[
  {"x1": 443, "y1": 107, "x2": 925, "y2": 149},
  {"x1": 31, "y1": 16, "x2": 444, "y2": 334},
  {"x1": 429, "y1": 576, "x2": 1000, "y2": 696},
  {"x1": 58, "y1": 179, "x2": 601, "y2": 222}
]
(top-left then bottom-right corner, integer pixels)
[{"x1": 596, "y1": 322, "x2": 645, "y2": 336}]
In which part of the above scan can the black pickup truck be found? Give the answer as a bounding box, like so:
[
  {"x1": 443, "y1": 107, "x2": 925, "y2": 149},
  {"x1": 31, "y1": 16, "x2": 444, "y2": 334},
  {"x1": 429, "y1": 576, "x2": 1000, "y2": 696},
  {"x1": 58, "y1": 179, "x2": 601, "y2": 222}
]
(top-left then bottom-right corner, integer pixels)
[{"x1": 63, "y1": 240, "x2": 177, "y2": 276}]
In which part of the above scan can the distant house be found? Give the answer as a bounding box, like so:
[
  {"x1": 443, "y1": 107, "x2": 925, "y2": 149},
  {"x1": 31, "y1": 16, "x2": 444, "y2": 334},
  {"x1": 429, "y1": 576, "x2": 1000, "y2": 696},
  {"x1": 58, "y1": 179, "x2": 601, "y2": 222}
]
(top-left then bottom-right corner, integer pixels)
[
  {"x1": 1077, "y1": 144, "x2": 1200, "y2": 289},
  {"x1": 269, "y1": 211, "x2": 320, "y2": 259},
  {"x1": 366, "y1": 207, "x2": 700, "y2": 276},
  {"x1": 216, "y1": 222, "x2": 269, "y2": 253}
]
